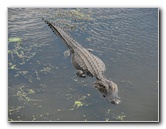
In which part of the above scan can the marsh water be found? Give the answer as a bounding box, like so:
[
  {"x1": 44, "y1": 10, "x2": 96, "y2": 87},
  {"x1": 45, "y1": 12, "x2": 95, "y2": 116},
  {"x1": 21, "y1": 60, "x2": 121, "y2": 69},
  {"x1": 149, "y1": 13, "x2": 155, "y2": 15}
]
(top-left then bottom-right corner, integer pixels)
[{"x1": 8, "y1": 8, "x2": 158, "y2": 122}]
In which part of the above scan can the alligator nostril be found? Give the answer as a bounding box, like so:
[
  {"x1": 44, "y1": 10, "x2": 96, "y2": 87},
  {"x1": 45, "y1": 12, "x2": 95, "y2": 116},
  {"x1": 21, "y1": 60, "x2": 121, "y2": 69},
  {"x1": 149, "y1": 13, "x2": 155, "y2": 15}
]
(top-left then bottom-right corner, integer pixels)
[
  {"x1": 103, "y1": 95, "x2": 105, "y2": 97},
  {"x1": 111, "y1": 101, "x2": 116, "y2": 104}
]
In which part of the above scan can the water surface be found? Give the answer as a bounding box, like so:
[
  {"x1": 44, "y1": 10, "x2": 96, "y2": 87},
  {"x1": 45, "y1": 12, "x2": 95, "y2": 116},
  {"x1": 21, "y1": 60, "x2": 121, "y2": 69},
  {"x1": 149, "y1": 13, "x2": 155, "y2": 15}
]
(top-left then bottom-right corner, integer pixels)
[{"x1": 8, "y1": 8, "x2": 158, "y2": 122}]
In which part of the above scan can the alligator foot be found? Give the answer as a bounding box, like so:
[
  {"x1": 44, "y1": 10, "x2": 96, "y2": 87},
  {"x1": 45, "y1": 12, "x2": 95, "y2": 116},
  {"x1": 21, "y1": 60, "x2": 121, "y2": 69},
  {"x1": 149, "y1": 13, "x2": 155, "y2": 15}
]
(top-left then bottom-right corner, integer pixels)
[
  {"x1": 87, "y1": 71, "x2": 93, "y2": 77},
  {"x1": 63, "y1": 49, "x2": 71, "y2": 57},
  {"x1": 76, "y1": 70, "x2": 86, "y2": 78}
]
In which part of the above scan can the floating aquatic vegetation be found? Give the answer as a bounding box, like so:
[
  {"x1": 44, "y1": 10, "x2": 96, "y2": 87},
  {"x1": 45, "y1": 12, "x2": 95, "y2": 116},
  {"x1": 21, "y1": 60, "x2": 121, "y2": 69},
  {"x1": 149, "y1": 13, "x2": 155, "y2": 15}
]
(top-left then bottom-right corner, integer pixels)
[
  {"x1": 14, "y1": 71, "x2": 28, "y2": 77},
  {"x1": 66, "y1": 93, "x2": 72, "y2": 100},
  {"x1": 27, "y1": 89, "x2": 36, "y2": 94},
  {"x1": 39, "y1": 83, "x2": 47, "y2": 88},
  {"x1": 115, "y1": 115, "x2": 126, "y2": 121},
  {"x1": 33, "y1": 63, "x2": 54, "y2": 81},
  {"x1": 15, "y1": 85, "x2": 40, "y2": 103},
  {"x1": 64, "y1": 23, "x2": 77, "y2": 30},
  {"x1": 105, "y1": 109, "x2": 111, "y2": 115},
  {"x1": 8, "y1": 106, "x2": 24, "y2": 115},
  {"x1": 74, "y1": 101, "x2": 83, "y2": 108},
  {"x1": 8, "y1": 36, "x2": 52, "y2": 83},
  {"x1": 54, "y1": 9, "x2": 93, "y2": 31},
  {"x1": 9, "y1": 62, "x2": 17, "y2": 70},
  {"x1": 104, "y1": 109, "x2": 126, "y2": 121},
  {"x1": 8, "y1": 37, "x2": 22, "y2": 43},
  {"x1": 113, "y1": 112, "x2": 126, "y2": 121},
  {"x1": 35, "y1": 70, "x2": 40, "y2": 80},
  {"x1": 8, "y1": 37, "x2": 36, "y2": 63},
  {"x1": 8, "y1": 106, "x2": 25, "y2": 121},
  {"x1": 56, "y1": 9, "x2": 93, "y2": 21},
  {"x1": 69, "y1": 94, "x2": 91, "y2": 111},
  {"x1": 39, "y1": 63, "x2": 54, "y2": 74}
]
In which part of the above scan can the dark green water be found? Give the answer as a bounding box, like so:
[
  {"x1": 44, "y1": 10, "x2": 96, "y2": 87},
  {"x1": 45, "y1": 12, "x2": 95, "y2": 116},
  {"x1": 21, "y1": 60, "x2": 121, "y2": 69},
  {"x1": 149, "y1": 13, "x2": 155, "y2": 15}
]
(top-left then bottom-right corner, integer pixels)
[{"x1": 8, "y1": 8, "x2": 158, "y2": 122}]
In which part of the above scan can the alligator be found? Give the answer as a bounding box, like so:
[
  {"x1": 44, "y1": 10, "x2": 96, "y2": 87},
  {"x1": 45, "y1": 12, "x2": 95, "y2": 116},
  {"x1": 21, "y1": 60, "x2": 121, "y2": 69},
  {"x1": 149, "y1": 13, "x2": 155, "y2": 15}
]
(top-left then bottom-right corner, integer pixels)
[{"x1": 42, "y1": 18, "x2": 121, "y2": 104}]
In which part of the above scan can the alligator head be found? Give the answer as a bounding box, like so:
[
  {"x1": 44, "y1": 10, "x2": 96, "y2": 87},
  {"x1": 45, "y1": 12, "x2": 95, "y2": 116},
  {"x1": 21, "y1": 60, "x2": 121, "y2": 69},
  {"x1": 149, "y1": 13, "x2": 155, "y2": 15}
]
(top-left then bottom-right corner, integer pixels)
[{"x1": 95, "y1": 78, "x2": 121, "y2": 104}]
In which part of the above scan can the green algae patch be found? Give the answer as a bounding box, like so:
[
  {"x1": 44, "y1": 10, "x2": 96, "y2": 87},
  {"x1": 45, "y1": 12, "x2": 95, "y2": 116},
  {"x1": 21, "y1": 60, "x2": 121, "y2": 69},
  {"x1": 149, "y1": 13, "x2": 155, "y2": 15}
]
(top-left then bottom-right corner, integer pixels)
[
  {"x1": 8, "y1": 37, "x2": 22, "y2": 43},
  {"x1": 10, "y1": 64, "x2": 16, "y2": 70},
  {"x1": 69, "y1": 94, "x2": 91, "y2": 111},
  {"x1": 74, "y1": 101, "x2": 83, "y2": 108}
]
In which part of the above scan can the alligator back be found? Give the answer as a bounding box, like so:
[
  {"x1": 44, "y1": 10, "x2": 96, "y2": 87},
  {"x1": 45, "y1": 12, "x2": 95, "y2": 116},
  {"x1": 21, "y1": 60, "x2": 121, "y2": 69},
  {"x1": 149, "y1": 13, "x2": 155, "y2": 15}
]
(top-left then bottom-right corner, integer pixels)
[
  {"x1": 71, "y1": 47, "x2": 105, "y2": 77},
  {"x1": 43, "y1": 18, "x2": 105, "y2": 78}
]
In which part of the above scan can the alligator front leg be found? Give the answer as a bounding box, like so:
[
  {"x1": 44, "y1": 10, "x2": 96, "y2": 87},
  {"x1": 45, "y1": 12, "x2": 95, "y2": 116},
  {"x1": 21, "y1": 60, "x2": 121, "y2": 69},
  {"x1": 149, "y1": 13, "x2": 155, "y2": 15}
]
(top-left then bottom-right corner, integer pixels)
[
  {"x1": 63, "y1": 49, "x2": 71, "y2": 57},
  {"x1": 76, "y1": 70, "x2": 86, "y2": 78}
]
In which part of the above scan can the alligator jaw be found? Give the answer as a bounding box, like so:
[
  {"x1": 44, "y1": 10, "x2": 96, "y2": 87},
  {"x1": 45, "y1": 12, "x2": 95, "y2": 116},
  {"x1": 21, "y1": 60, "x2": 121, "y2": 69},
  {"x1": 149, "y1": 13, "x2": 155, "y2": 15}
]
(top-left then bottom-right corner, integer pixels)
[{"x1": 95, "y1": 77, "x2": 120, "y2": 104}]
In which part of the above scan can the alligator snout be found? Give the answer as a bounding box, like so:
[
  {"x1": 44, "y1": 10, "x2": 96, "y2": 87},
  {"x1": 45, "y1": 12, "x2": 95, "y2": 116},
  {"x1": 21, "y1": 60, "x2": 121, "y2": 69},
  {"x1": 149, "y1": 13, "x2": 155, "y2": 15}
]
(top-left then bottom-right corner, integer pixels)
[{"x1": 110, "y1": 98, "x2": 121, "y2": 105}]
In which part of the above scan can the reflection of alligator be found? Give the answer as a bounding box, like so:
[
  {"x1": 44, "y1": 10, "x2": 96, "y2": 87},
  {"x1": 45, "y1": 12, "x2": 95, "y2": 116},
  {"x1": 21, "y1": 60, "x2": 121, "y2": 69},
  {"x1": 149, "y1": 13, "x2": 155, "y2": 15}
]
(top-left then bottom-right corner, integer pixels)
[{"x1": 42, "y1": 18, "x2": 120, "y2": 104}]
